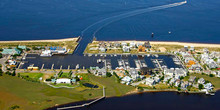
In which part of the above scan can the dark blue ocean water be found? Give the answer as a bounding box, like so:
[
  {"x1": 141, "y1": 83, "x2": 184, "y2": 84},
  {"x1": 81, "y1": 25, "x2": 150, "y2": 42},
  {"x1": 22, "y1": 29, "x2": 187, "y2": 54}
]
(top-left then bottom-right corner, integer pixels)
[
  {"x1": 0, "y1": 0, "x2": 220, "y2": 43},
  {"x1": 48, "y1": 91, "x2": 220, "y2": 110}
]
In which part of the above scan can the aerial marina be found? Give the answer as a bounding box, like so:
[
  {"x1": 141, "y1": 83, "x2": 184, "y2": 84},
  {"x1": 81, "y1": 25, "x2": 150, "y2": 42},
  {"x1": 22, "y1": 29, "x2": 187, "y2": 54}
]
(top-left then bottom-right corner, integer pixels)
[{"x1": 0, "y1": 0, "x2": 220, "y2": 110}]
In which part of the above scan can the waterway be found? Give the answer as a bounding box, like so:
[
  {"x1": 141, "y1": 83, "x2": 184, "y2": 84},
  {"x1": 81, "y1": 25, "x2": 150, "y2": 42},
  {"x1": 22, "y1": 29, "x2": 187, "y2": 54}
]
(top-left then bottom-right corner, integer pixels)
[
  {"x1": 0, "y1": 0, "x2": 220, "y2": 43},
  {"x1": 20, "y1": 54, "x2": 182, "y2": 70},
  {"x1": 47, "y1": 91, "x2": 220, "y2": 110}
]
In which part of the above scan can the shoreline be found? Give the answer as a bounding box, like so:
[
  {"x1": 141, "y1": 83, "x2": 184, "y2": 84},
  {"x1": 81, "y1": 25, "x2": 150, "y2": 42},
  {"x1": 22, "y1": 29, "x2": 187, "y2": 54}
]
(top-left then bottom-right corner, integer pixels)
[
  {"x1": 48, "y1": 89, "x2": 219, "y2": 110},
  {"x1": 0, "y1": 37, "x2": 80, "y2": 43},
  {"x1": 0, "y1": 38, "x2": 219, "y2": 48},
  {"x1": 95, "y1": 40, "x2": 220, "y2": 48}
]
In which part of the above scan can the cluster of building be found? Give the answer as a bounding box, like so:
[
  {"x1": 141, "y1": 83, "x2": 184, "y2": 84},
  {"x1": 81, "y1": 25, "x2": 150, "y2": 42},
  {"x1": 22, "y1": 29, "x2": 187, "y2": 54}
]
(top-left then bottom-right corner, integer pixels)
[
  {"x1": 90, "y1": 67, "x2": 107, "y2": 77},
  {"x1": 121, "y1": 68, "x2": 145, "y2": 85},
  {"x1": 91, "y1": 41, "x2": 151, "y2": 53},
  {"x1": 178, "y1": 51, "x2": 202, "y2": 71},
  {"x1": 201, "y1": 52, "x2": 219, "y2": 69},
  {"x1": 40, "y1": 46, "x2": 67, "y2": 57}
]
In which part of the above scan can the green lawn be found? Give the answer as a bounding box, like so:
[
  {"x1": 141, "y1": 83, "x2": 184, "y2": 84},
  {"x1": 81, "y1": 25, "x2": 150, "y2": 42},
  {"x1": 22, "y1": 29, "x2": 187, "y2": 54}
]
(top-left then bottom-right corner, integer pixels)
[
  {"x1": 0, "y1": 74, "x2": 135, "y2": 110},
  {"x1": 19, "y1": 73, "x2": 43, "y2": 80},
  {"x1": 190, "y1": 73, "x2": 220, "y2": 90}
]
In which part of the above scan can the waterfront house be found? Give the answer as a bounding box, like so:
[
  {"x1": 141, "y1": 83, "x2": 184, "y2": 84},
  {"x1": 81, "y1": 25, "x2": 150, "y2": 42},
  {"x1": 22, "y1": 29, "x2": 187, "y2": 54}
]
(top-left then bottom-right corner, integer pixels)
[
  {"x1": 203, "y1": 48, "x2": 209, "y2": 53},
  {"x1": 174, "y1": 68, "x2": 187, "y2": 77},
  {"x1": 121, "y1": 76, "x2": 132, "y2": 85},
  {"x1": 1, "y1": 48, "x2": 21, "y2": 55},
  {"x1": 18, "y1": 45, "x2": 27, "y2": 50},
  {"x1": 99, "y1": 47, "x2": 106, "y2": 52},
  {"x1": 138, "y1": 45, "x2": 146, "y2": 52},
  {"x1": 164, "y1": 68, "x2": 174, "y2": 77},
  {"x1": 189, "y1": 46, "x2": 195, "y2": 51},
  {"x1": 96, "y1": 68, "x2": 106, "y2": 77},
  {"x1": 153, "y1": 76, "x2": 160, "y2": 83},
  {"x1": 204, "y1": 83, "x2": 213, "y2": 91},
  {"x1": 130, "y1": 42, "x2": 136, "y2": 48},
  {"x1": 198, "y1": 78, "x2": 205, "y2": 84},
  {"x1": 184, "y1": 46, "x2": 188, "y2": 51},
  {"x1": 136, "y1": 42, "x2": 144, "y2": 47},
  {"x1": 114, "y1": 43, "x2": 121, "y2": 47},
  {"x1": 163, "y1": 76, "x2": 172, "y2": 83},
  {"x1": 122, "y1": 46, "x2": 130, "y2": 52},
  {"x1": 144, "y1": 41, "x2": 151, "y2": 49},
  {"x1": 175, "y1": 79, "x2": 181, "y2": 87},
  {"x1": 106, "y1": 42, "x2": 111, "y2": 47},
  {"x1": 181, "y1": 81, "x2": 189, "y2": 90},
  {"x1": 145, "y1": 78, "x2": 155, "y2": 86},
  {"x1": 188, "y1": 76, "x2": 196, "y2": 83},
  {"x1": 121, "y1": 42, "x2": 127, "y2": 47},
  {"x1": 169, "y1": 78, "x2": 175, "y2": 85},
  {"x1": 174, "y1": 75, "x2": 180, "y2": 80}
]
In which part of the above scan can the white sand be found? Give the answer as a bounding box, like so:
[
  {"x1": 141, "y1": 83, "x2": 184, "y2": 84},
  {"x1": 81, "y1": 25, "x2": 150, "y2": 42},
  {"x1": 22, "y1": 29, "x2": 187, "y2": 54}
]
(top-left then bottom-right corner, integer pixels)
[
  {"x1": 97, "y1": 40, "x2": 220, "y2": 48},
  {"x1": 0, "y1": 37, "x2": 79, "y2": 43}
]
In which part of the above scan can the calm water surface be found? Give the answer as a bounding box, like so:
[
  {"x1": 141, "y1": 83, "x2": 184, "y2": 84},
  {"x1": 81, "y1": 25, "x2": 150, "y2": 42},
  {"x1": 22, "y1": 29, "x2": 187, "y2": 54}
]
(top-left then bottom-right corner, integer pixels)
[
  {"x1": 0, "y1": 0, "x2": 220, "y2": 43},
  {"x1": 48, "y1": 91, "x2": 220, "y2": 110}
]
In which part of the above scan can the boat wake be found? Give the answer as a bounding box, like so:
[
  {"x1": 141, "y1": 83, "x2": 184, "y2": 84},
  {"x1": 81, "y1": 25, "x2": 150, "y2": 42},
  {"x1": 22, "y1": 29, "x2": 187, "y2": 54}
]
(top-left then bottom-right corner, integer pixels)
[{"x1": 81, "y1": 1, "x2": 187, "y2": 37}]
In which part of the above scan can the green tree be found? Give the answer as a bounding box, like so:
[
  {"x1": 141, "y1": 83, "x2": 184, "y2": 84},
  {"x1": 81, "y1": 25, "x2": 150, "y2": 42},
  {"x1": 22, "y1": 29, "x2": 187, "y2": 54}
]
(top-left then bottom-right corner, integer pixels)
[
  {"x1": 5, "y1": 71, "x2": 10, "y2": 75},
  {"x1": 12, "y1": 71, "x2": 16, "y2": 76},
  {"x1": 180, "y1": 76, "x2": 184, "y2": 80},
  {"x1": 160, "y1": 76, "x2": 164, "y2": 81},
  {"x1": 106, "y1": 72, "x2": 112, "y2": 77},
  {"x1": 209, "y1": 74, "x2": 214, "y2": 77},
  {"x1": 199, "y1": 84, "x2": 204, "y2": 90},
  {"x1": 0, "y1": 53, "x2": 2, "y2": 58},
  {"x1": 17, "y1": 73, "x2": 20, "y2": 77},
  {"x1": 0, "y1": 69, "x2": 3, "y2": 76},
  {"x1": 10, "y1": 105, "x2": 20, "y2": 110}
]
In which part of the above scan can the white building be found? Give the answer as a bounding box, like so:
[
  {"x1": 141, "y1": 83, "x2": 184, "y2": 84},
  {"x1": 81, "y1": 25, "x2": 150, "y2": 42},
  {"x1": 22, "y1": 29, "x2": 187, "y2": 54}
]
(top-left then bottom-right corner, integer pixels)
[
  {"x1": 8, "y1": 60, "x2": 16, "y2": 65},
  {"x1": 198, "y1": 78, "x2": 205, "y2": 84},
  {"x1": 145, "y1": 78, "x2": 155, "y2": 86},
  {"x1": 40, "y1": 50, "x2": 52, "y2": 57},
  {"x1": 164, "y1": 68, "x2": 174, "y2": 77},
  {"x1": 204, "y1": 83, "x2": 213, "y2": 91},
  {"x1": 121, "y1": 42, "x2": 127, "y2": 47},
  {"x1": 56, "y1": 78, "x2": 71, "y2": 84},
  {"x1": 130, "y1": 42, "x2": 136, "y2": 48},
  {"x1": 122, "y1": 46, "x2": 130, "y2": 52},
  {"x1": 121, "y1": 76, "x2": 132, "y2": 85},
  {"x1": 99, "y1": 47, "x2": 106, "y2": 52}
]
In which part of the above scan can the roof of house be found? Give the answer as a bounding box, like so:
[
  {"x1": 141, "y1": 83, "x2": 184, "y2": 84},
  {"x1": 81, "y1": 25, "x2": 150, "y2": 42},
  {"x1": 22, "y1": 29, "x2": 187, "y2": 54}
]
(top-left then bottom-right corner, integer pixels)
[
  {"x1": 1, "y1": 48, "x2": 21, "y2": 55},
  {"x1": 18, "y1": 45, "x2": 27, "y2": 49}
]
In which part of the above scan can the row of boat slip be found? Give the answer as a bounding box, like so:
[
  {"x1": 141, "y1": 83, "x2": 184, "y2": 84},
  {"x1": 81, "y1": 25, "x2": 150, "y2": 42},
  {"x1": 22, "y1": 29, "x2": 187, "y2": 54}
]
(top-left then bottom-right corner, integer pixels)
[
  {"x1": 117, "y1": 59, "x2": 131, "y2": 70},
  {"x1": 151, "y1": 59, "x2": 167, "y2": 69},
  {"x1": 134, "y1": 59, "x2": 147, "y2": 69},
  {"x1": 85, "y1": 53, "x2": 159, "y2": 57}
]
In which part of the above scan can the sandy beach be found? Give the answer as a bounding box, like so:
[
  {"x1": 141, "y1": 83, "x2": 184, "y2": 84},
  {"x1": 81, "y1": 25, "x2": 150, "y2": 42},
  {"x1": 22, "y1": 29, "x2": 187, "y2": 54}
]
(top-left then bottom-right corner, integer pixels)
[
  {"x1": 97, "y1": 40, "x2": 220, "y2": 48},
  {"x1": 0, "y1": 37, "x2": 79, "y2": 43}
]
